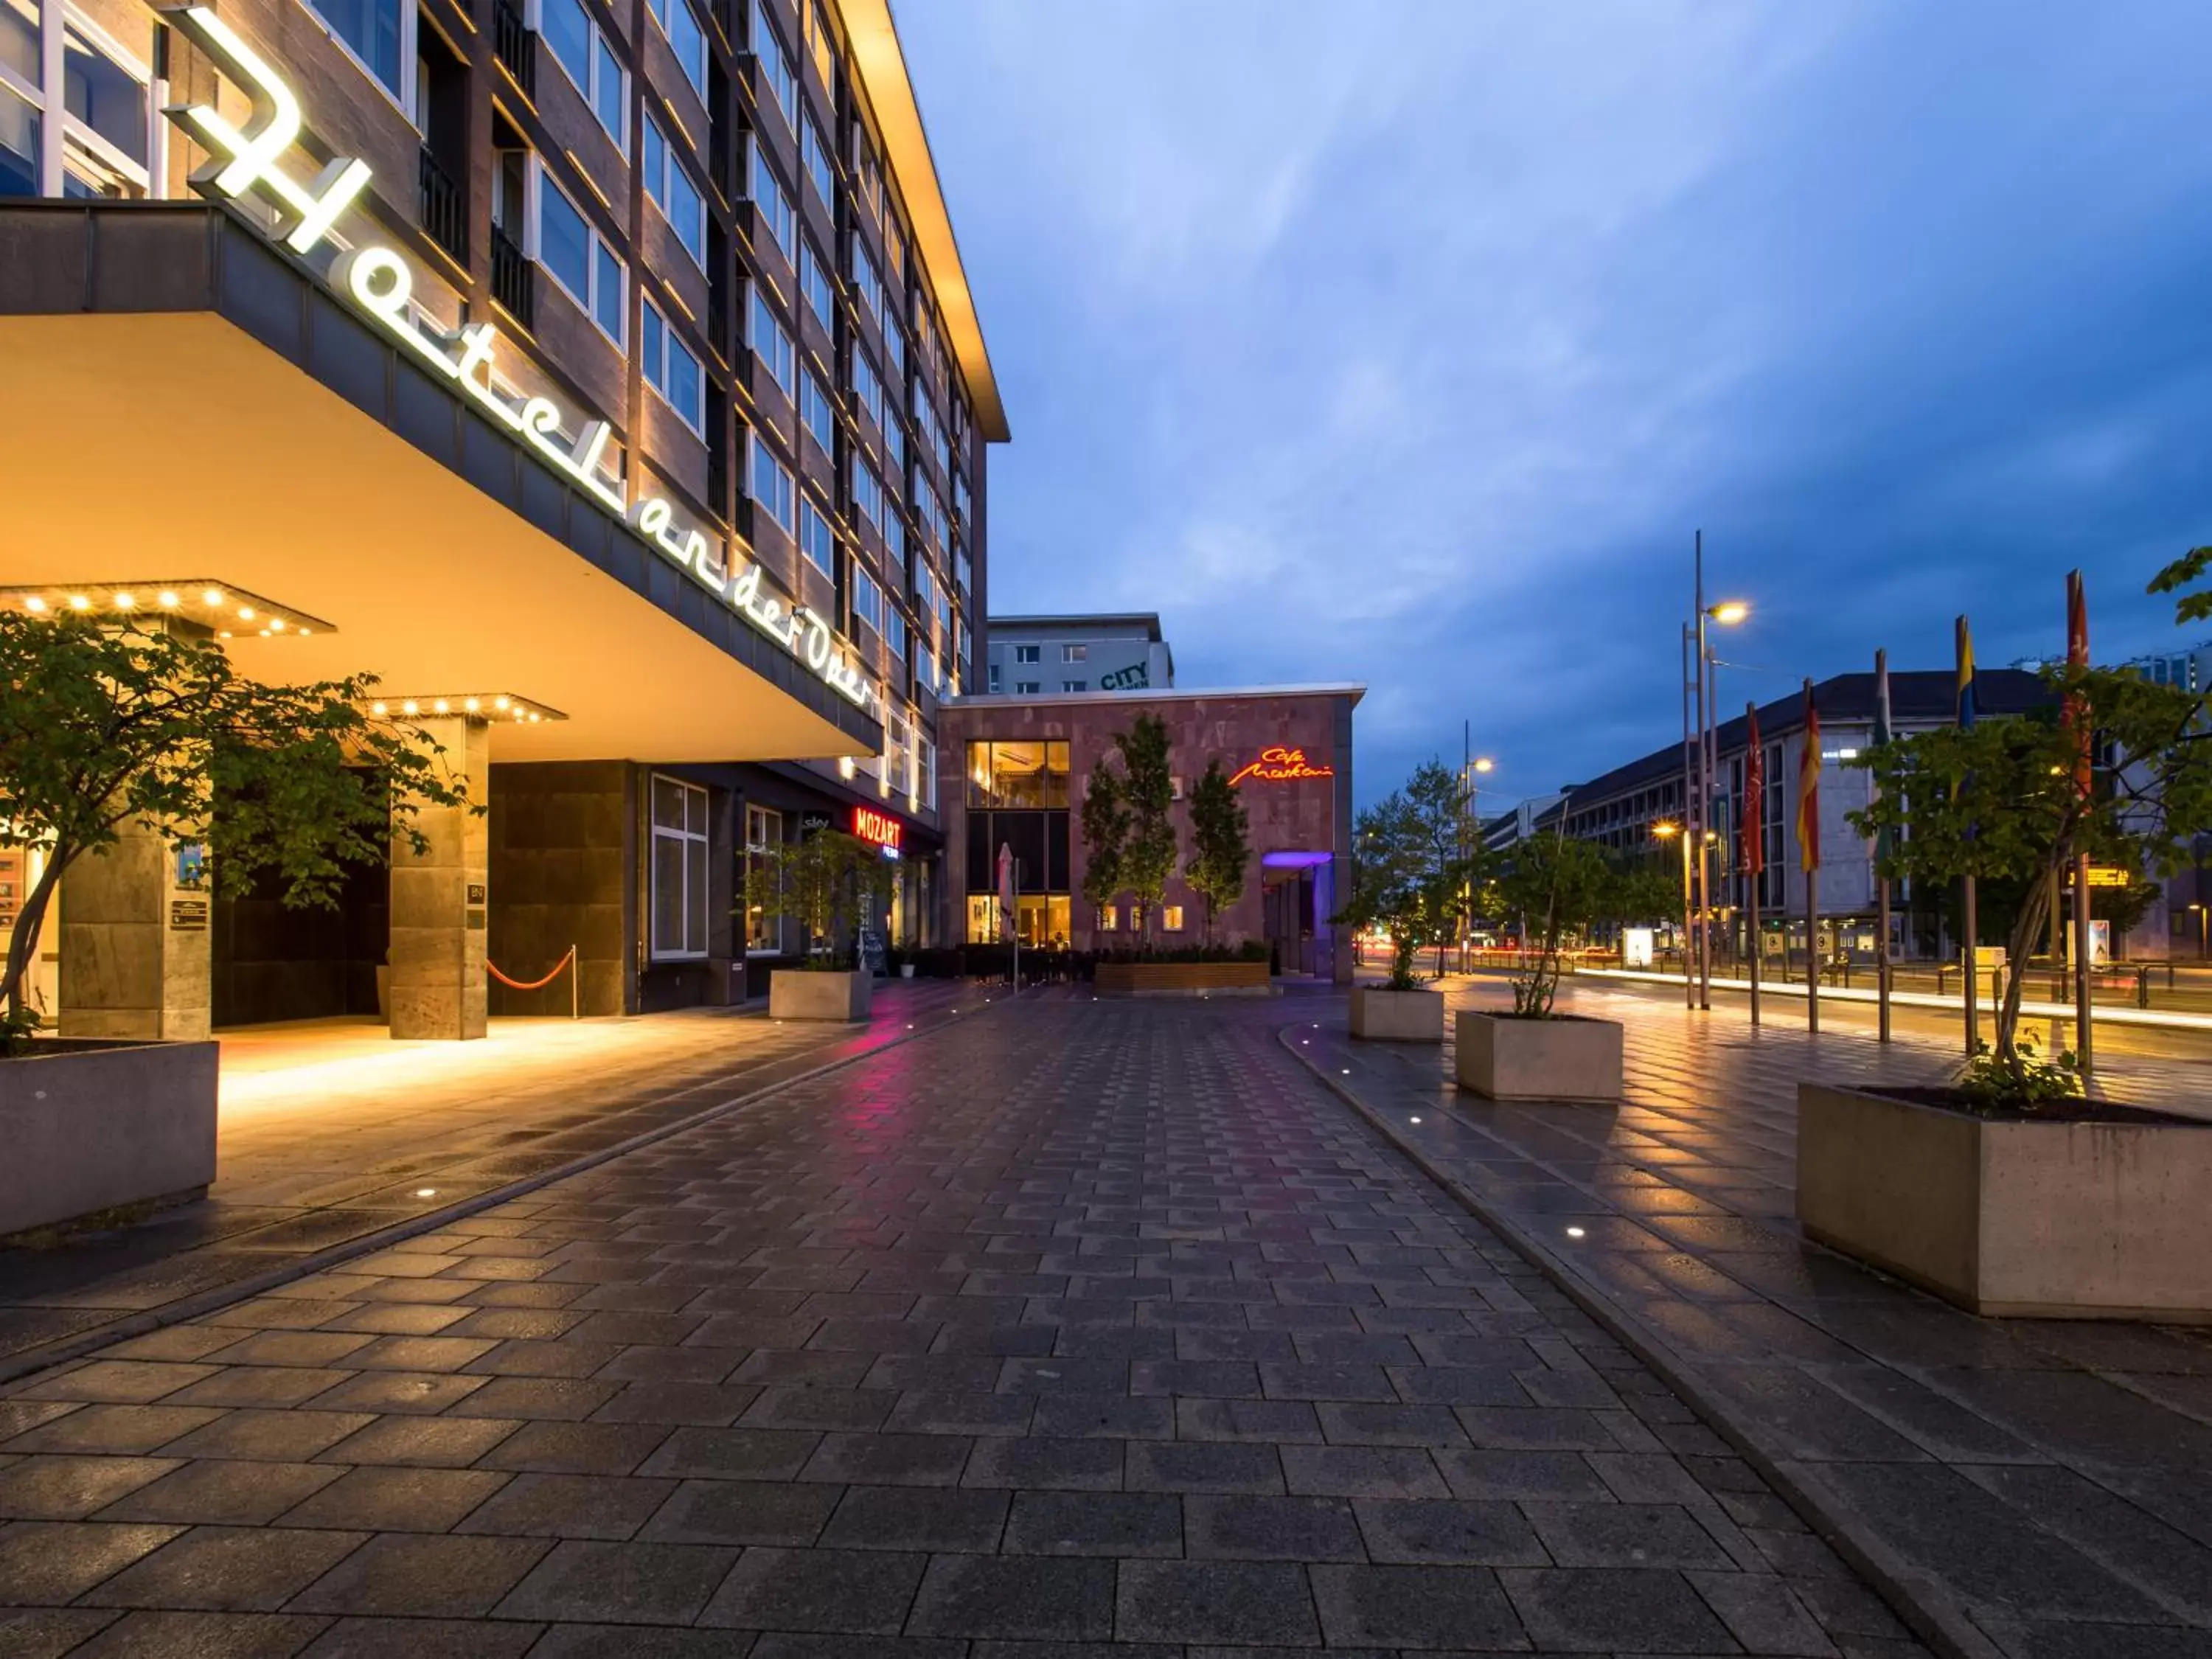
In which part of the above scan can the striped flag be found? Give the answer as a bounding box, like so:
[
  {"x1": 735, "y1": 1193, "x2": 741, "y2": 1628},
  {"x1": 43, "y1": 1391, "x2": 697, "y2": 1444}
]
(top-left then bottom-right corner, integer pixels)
[
  {"x1": 1798, "y1": 680, "x2": 1821, "y2": 873},
  {"x1": 1955, "y1": 614, "x2": 1978, "y2": 731},
  {"x1": 2064, "y1": 571, "x2": 2092, "y2": 799},
  {"x1": 1742, "y1": 703, "x2": 1766, "y2": 877},
  {"x1": 1871, "y1": 649, "x2": 1894, "y2": 862}
]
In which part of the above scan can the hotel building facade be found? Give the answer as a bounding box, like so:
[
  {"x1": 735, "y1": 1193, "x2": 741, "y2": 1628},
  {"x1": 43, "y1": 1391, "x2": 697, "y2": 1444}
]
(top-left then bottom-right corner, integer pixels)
[{"x1": 0, "y1": 0, "x2": 1001, "y2": 1035}]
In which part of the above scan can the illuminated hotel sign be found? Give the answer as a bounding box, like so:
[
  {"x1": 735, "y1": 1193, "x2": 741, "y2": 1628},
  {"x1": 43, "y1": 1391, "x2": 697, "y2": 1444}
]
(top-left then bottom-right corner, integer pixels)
[
  {"x1": 852, "y1": 805, "x2": 902, "y2": 855},
  {"x1": 1228, "y1": 746, "x2": 1335, "y2": 787},
  {"x1": 159, "y1": 7, "x2": 874, "y2": 716}
]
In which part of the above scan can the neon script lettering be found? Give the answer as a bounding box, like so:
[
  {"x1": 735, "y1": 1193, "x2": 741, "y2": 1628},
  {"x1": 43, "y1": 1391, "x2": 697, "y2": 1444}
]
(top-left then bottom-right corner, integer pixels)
[
  {"x1": 1227, "y1": 746, "x2": 1335, "y2": 786},
  {"x1": 161, "y1": 6, "x2": 873, "y2": 716}
]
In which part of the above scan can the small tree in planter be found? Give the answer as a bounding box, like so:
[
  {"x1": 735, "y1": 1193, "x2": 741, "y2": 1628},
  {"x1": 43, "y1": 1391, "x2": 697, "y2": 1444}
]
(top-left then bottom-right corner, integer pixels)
[
  {"x1": 1458, "y1": 827, "x2": 1626, "y2": 1100},
  {"x1": 1332, "y1": 762, "x2": 1478, "y2": 1040},
  {"x1": 1116, "y1": 714, "x2": 1177, "y2": 947},
  {"x1": 0, "y1": 613, "x2": 467, "y2": 1051},
  {"x1": 1184, "y1": 759, "x2": 1251, "y2": 946},
  {"x1": 1078, "y1": 762, "x2": 1128, "y2": 939},
  {"x1": 744, "y1": 830, "x2": 896, "y2": 1020},
  {"x1": 1850, "y1": 663, "x2": 2212, "y2": 1107}
]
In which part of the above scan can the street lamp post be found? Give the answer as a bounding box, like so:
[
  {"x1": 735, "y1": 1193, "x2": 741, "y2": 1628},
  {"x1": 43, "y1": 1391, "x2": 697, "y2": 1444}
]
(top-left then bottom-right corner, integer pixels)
[
  {"x1": 1457, "y1": 743, "x2": 1495, "y2": 970},
  {"x1": 1689, "y1": 531, "x2": 1750, "y2": 1014}
]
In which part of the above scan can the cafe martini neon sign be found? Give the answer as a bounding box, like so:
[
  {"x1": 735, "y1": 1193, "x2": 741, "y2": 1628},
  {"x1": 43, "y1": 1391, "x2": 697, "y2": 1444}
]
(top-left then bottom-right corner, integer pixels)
[
  {"x1": 161, "y1": 6, "x2": 873, "y2": 714},
  {"x1": 1228, "y1": 746, "x2": 1335, "y2": 787}
]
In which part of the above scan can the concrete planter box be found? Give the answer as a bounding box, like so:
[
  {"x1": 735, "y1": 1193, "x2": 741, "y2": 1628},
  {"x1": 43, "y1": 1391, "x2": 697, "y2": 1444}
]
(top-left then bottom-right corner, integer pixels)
[
  {"x1": 769, "y1": 969, "x2": 874, "y2": 1022},
  {"x1": 1349, "y1": 986, "x2": 1444, "y2": 1041},
  {"x1": 1798, "y1": 1082, "x2": 2212, "y2": 1320},
  {"x1": 1095, "y1": 961, "x2": 1273, "y2": 997},
  {"x1": 1455, "y1": 1009, "x2": 1624, "y2": 1102},
  {"x1": 0, "y1": 1040, "x2": 219, "y2": 1235}
]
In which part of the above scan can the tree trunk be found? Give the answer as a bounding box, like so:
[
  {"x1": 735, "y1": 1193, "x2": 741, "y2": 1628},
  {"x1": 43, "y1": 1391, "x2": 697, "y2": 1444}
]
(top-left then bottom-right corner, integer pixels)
[
  {"x1": 1996, "y1": 869, "x2": 2055, "y2": 1081},
  {"x1": 1, "y1": 846, "x2": 67, "y2": 1024}
]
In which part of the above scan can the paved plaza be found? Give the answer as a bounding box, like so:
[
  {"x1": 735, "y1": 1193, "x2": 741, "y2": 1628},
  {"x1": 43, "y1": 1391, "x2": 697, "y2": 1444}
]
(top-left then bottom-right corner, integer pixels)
[{"x1": 0, "y1": 995, "x2": 1921, "y2": 1655}]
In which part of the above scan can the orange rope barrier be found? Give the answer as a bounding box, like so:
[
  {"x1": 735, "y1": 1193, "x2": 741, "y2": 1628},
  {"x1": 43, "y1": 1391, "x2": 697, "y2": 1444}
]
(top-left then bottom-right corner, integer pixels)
[{"x1": 486, "y1": 946, "x2": 576, "y2": 992}]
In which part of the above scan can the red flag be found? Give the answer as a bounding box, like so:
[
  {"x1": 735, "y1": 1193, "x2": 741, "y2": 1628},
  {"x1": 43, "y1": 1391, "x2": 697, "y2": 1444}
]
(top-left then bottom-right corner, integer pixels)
[
  {"x1": 1742, "y1": 703, "x2": 1765, "y2": 877},
  {"x1": 1797, "y1": 681, "x2": 1820, "y2": 873},
  {"x1": 2063, "y1": 571, "x2": 2092, "y2": 800}
]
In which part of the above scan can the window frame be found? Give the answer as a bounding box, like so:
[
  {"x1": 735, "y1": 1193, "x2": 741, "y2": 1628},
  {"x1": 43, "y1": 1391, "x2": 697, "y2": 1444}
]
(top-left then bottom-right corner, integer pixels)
[
  {"x1": 797, "y1": 237, "x2": 835, "y2": 331},
  {"x1": 751, "y1": 0, "x2": 796, "y2": 128},
  {"x1": 748, "y1": 133, "x2": 795, "y2": 259},
  {"x1": 749, "y1": 282, "x2": 795, "y2": 397},
  {"x1": 304, "y1": 0, "x2": 416, "y2": 116},
  {"x1": 798, "y1": 364, "x2": 835, "y2": 453},
  {"x1": 641, "y1": 111, "x2": 706, "y2": 269},
  {"x1": 538, "y1": 0, "x2": 627, "y2": 153},
  {"x1": 852, "y1": 566, "x2": 883, "y2": 634},
  {"x1": 647, "y1": 0, "x2": 709, "y2": 99},
  {"x1": 533, "y1": 162, "x2": 626, "y2": 348},
  {"x1": 640, "y1": 296, "x2": 705, "y2": 435},
  {"x1": 744, "y1": 804, "x2": 785, "y2": 956},
  {"x1": 749, "y1": 431, "x2": 796, "y2": 536},
  {"x1": 797, "y1": 494, "x2": 835, "y2": 577},
  {"x1": 1, "y1": 2, "x2": 157, "y2": 200},
  {"x1": 649, "y1": 773, "x2": 712, "y2": 961}
]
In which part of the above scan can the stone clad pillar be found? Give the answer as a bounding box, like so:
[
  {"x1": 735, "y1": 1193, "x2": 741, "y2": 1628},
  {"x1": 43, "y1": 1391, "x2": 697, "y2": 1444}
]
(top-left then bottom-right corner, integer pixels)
[
  {"x1": 387, "y1": 715, "x2": 489, "y2": 1040},
  {"x1": 58, "y1": 821, "x2": 213, "y2": 1041}
]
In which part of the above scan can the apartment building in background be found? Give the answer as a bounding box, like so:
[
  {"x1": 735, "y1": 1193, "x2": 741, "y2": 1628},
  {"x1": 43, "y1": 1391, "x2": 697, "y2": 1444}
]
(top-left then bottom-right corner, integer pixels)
[
  {"x1": 0, "y1": 0, "x2": 1003, "y2": 1033},
  {"x1": 986, "y1": 612, "x2": 1173, "y2": 696}
]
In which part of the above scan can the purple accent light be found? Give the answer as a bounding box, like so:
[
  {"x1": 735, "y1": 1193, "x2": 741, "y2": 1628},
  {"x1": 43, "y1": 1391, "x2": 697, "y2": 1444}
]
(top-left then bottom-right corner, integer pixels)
[{"x1": 1262, "y1": 850, "x2": 1335, "y2": 870}]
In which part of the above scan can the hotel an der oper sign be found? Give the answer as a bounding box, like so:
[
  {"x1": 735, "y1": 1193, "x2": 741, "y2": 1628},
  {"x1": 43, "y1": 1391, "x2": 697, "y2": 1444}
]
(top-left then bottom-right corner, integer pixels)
[{"x1": 160, "y1": 6, "x2": 876, "y2": 716}]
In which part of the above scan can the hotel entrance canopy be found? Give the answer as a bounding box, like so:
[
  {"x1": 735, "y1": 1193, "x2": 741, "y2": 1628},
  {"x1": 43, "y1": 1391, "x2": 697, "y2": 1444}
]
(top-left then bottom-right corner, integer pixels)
[{"x1": 0, "y1": 204, "x2": 880, "y2": 765}]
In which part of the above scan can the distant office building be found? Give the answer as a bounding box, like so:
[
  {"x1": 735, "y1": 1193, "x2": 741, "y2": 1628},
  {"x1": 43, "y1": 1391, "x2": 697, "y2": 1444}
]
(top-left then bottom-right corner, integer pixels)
[{"x1": 986, "y1": 613, "x2": 1174, "y2": 696}]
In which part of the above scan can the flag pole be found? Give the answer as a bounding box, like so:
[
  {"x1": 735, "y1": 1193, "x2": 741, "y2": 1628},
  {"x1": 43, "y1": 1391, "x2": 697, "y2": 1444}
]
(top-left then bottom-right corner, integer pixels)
[
  {"x1": 1681, "y1": 622, "x2": 1697, "y2": 1008},
  {"x1": 1802, "y1": 677, "x2": 1820, "y2": 1034},
  {"x1": 1873, "y1": 649, "x2": 1893, "y2": 1043},
  {"x1": 2067, "y1": 571, "x2": 2095, "y2": 1081},
  {"x1": 1956, "y1": 615, "x2": 1978, "y2": 1057},
  {"x1": 1746, "y1": 699, "x2": 1763, "y2": 1028}
]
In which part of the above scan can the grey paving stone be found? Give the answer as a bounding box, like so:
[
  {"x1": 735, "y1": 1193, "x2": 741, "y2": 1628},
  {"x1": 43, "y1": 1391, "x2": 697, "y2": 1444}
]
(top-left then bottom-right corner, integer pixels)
[
  {"x1": 526, "y1": 1624, "x2": 759, "y2": 1657},
  {"x1": 314, "y1": 1415, "x2": 520, "y2": 1468},
  {"x1": 1124, "y1": 1441, "x2": 1282, "y2": 1495},
  {"x1": 83, "y1": 1526, "x2": 367, "y2": 1612},
  {"x1": 637, "y1": 1427, "x2": 821, "y2": 1481},
  {"x1": 493, "y1": 1539, "x2": 736, "y2": 1623},
  {"x1": 697, "y1": 1545, "x2": 925, "y2": 1634},
  {"x1": 1500, "y1": 1564, "x2": 1736, "y2": 1651},
  {"x1": 276, "y1": 1467, "x2": 511, "y2": 1532},
  {"x1": 1279, "y1": 1444, "x2": 1448, "y2": 1498},
  {"x1": 477, "y1": 1420, "x2": 672, "y2": 1475},
  {"x1": 0, "y1": 1607, "x2": 120, "y2": 1658},
  {"x1": 1029, "y1": 1393, "x2": 1174, "y2": 1439},
  {"x1": 886, "y1": 1390, "x2": 1034, "y2": 1436},
  {"x1": 1176, "y1": 1397, "x2": 1325, "y2": 1444},
  {"x1": 0, "y1": 1455, "x2": 181, "y2": 1520},
  {"x1": 164, "y1": 1368, "x2": 361, "y2": 1410},
  {"x1": 1309, "y1": 1560, "x2": 1525, "y2": 1647},
  {"x1": 1433, "y1": 1448, "x2": 1615, "y2": 1500},
  {"x1": 1, "y1": 1405, "x2": 223, "y2": 1456},
  {"x1": 1521, "y1": 1500, "x2": 1736, "y2": 1568},
  {"x1": 299, "y1": 1615, "x2": 543, "y2": 1656},
  {"x1": 1686, "y1": 1568, "x2": 1838, "y2": 1656},
  {"x1": 0, "y1": 1521, "x2": 184, "y2": 1604},
  {"x1": 819, "y1": 1484, "x2": 1010, "y2": 1552},
  {"x1": 453, "y1": 1472, "x2": 678, "y2": 1540},
  {"x1": 97, "y1": 1459, "x2": 345, "y2": 1526},
  {"x1": 638, "y1": 1481, "x2": 842, "y2": 1548},
  {"x1": 905, "y1": 1554, "x2": 1114, "y2": 1641},
  {"x1": 1003, "y1": 1490, "x2": 1181, "y2": 1557},
  {"x1": 1114, "y1": 1559, "x2": 1321, "y2": 1646},
  {"x1": 288, "y1": 1533, "x2": 552, "y2": 1617},
  {"x1": 1183, "y1": 1494, "x2": 1364, "y2": 1562},
  {"x1": 63, "y1": 1609, "x2": 330, "y2": 1658},
  {"x1": 305, "y1": 1373, "x2": 489, "y2": 1416},
  {"x1": 448, "y1": 1378, "x2": 616, "y2": 1421},
  {"x1": 796, "y1": 1431, "x2": 972, "y2": 1486},
  {"x1": 740, "y1": 1388, "x2": 899, "y2": 1431},
  {"x1": 588, "y1": 1382, "x2": 758, "y2": 1426},
  {"x1": 962, "y1": 1436, "x2": 1124, "y2": 1492},
  {"x1": 1316, "y1": 1401, "x2": 1470, "y2": 1447},
  {"x1": 1352, "y1": 1497, "x2": 1549, "y2": 1565}
]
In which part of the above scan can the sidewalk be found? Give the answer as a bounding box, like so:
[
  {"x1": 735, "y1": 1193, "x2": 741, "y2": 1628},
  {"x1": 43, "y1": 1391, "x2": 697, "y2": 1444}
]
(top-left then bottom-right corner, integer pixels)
[
  {"x1": 0, "y1": 981, "x2": 992, "y2": 1380},
  {"x1": 1288, "y1": 976, "x2": 2212, "y2": 1659}
]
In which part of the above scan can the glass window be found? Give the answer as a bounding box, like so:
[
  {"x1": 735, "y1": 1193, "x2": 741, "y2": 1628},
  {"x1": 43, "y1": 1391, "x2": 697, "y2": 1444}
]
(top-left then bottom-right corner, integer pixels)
[
  {"x1": 884, "y1": 607, "x2": 906, "y2": 661},
  {"x1": 914, "y1": 561, "x2": 934, "y2": 616},
  {"x1": 538, "y1": 173, "x2": 621, "y2": 338},
  {"x1": 883, "y1": 313, "x2": 904, "y2": 380},
  {"x1": 751, "y1": 0, "x2": 794, "y2": 125},
  {"x1": 1014, "y1": 644, "x2": 1038, "y2": 664},
  {"x1": 1162, "y1": 905, "x2": 1185, "y2": 932},
  {"x1": 967, "y1": 740, "x2": 1071, "y2": 810},
  {"x1": 852, "y1": 567, "x2": 882, "y2": 633},
  {"x1": 798, "y1": 239, "x2": 835, "y2": 330},
  {"x1": 882, "y1": 408, "x2": 904, "y2": 477},
  {"x1": 1015, "y1": 680, "x2": 1040, "y2": 695},
  {"x1": 852, "y1": 238, "x2": 880, "y2": 327},
  {"x1": 851, "y1": 350, "x2": 880, "y2": 428},
  {"x1": 750, "y1": 285, "x2": 793, "y2": 394},
  {"x1": 0, "y1": 83, "x2": 35, "y2": 198},
  {"x1": 798, "y1": 495, "x2": 834, "y2": 576},
  {"x1": 641, "y1": 299, "x2": 703, "y2": 433},
  {"x1": 801, "y1": 114, "x2": 833, "y2": 205},
  {"x1": 745, "y1": 804, "x2": 784, "y2": 953},
  {"x1": 804, "y1": 0, "x2": 835, "y2": 86},
  {"x1": 642, "y1": 114, "x2": 706, "y2": 268},
  {"x1": 650, "y1": 775, "x2": 711, "y2": 959},
  {"x1": 1062, "y1": 643, "x2": 1087, "y2": 662},
  {"x1": 884, "y1": 507, "x2": 905, "y2": 573},
  {"x1": 592, "y1": 240, "x2": 623, "y2": 341},
  {"x1": 750, "y1": 434, "x2": 795, "y2": 534},
  {"x1": 1062, "y1": 680, "x2": 1086, "y2": 692},
  {"x1": 307, "y1": 0, "x2": 402, "y2": 95},
  {"x1": 649, "y1": 0, "x2": 707, "y2": 97},
  {"x1": 540, "y1": 0, "x2": 624, "y2": 149},
  {"x1": 799, "y1": 366, "x2": 834, "y2": 453},
  {"x1": 750, "y1": 137, "x2": 793, "y2": 257},
  {"x1": 849, "y1": 453, "x2": 882, "y2": 531},
  {"x1": 1, "y1": 0, "x2": 38, "y2": 87},
  {"x1": 63, "y1": 20, "x2": 142, "y2": 159}
]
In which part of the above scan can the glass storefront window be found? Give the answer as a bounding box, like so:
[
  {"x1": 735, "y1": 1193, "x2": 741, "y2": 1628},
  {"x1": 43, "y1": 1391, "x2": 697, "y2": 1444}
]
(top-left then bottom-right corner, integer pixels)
[
  {"x1": 650, "y1": 776, "x2": 710, "y2": 959},
  {"x1": 745, "y1": 804, "x2": 782, "y2": 953},
  {"x1": 965, "y1": 740, "x2": 1069, "y2": 808}
]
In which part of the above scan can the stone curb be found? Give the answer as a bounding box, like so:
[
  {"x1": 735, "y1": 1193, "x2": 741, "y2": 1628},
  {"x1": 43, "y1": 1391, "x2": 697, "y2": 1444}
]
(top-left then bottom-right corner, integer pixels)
[
  {"x1": 0, "y1": 992, "x2": 1022, "y2": 1389},
  {"x1": 1276, "y1": 1021, "x2": 2003, "y2": 1659}
]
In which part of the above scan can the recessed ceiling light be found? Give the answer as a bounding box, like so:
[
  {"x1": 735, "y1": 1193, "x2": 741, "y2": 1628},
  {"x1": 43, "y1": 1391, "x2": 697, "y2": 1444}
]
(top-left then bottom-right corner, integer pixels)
[
  {"x1": 23, "y1": 596, "x2": 46, "y2": 613},
  {"x1": 112, "y1": 592, "x2": 135, "y2": 609},
  {"x1": 67, "y1": 594, "x2": 89, "y2": 611},
  {"x1": 202, "y1": 588, "x2": 224, "y2": 606},
  {"x1": 157, "y1": 591, "x2": 180, "y2": 608}
]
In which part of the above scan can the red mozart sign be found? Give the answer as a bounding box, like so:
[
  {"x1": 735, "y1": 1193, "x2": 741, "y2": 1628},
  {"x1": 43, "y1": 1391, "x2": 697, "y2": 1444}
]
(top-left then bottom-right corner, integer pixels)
[
  {"x1": 852, "y1": 806, "x2": 902, "y2": 852},
  {"x1": 1227, "y1": 746, "x2": 1335, "y2": 787}
]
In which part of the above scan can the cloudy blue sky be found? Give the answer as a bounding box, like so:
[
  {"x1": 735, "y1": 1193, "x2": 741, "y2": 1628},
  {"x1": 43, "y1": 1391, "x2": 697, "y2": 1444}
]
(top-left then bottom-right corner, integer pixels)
[{"x1": 900, "y1": 1, "x2": 2212, "y2": 807}]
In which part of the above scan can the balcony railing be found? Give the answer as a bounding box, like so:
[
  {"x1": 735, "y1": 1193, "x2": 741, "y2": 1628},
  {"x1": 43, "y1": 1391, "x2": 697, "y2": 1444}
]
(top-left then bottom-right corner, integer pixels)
[
  {"x1": 490, "y1": 223, "x2": 533, "y2": 329},
  {"x1": 493, "y1": 0, "x2": 535, "y2": 98},
  {"x1": 417, "y1": 147, "x2": 466, "y2": 265}
]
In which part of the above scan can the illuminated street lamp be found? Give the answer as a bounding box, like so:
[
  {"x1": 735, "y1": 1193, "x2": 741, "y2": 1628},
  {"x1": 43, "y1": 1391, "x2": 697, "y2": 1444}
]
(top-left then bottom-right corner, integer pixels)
[{"x1": 1686, "y1": 536, "x2": 1752, "y2": 1013}]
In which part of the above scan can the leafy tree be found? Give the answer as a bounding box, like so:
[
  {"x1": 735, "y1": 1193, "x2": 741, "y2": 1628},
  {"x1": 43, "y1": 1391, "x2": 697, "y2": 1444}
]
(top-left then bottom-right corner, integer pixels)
[
  {"x1": 1849, "y1": 664, "x2": 2212, "y2": 1098},
  {"x1": 2149, "y1": 545, "x2": 2212, "y2": 627},
  {"x1": 1077, "y1": 760, "x2": 1127, "y2": 937},
  {"x1": 1601, "y1": 854, "x2": 1680, "y2": 932},
  {"x1": 1115, "y1": 714, "x2": 1177, "y2": 946},
  {"x1": 0, "y1": 614, "x2": 469, "y2": 1046},
  {"x1": 1184, "y1": 760, "x2": 1251, "y2": 945},
  {"x1": 1489, "y1": 829, "x2": 1615, "y2": 1017},
  {"x1": 1332, "y1": 760, "x2": 1482, "y2": 990},
  {"x1": 743, "y1": 829, "x2": 894, "y2": 971}
]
